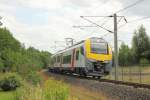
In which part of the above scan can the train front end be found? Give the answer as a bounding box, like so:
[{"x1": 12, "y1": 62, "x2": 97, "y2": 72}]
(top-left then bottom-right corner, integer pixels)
[{"x1": 85, "y1": 37, "x2": 112, "y2": 77}]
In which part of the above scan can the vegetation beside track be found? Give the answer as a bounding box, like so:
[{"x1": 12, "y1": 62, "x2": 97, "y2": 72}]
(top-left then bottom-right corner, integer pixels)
[
  {"x1": 0, "y1": 27, "x2": 70, "y2": 100},
  {"x1": 0, "y1": 76, "x2": 69, "y2": 100},
  {"x1": 118, "y1": 25, "x2": 150, "y2": 66}
]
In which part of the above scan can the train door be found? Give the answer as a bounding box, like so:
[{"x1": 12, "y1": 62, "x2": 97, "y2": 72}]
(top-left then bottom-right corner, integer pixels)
[
  {"x1": 60, "y1": 54, "x2": 62, "y2": 67},
  {"x1": 75, "y1": 49, "x2": 80, "y2": 67},
  {"x1": 71, "y1": 49, "x2": 75, "y2": 70},
  {"x1": 79, "y1": 46, "x2": 85, "y2": 67},
  {"x1": 75, "y1": 47, "x2": 85, "y2": 67}
]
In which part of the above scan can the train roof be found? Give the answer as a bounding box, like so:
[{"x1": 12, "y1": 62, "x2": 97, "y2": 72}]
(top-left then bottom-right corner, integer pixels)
[
  {"x1": 52, "y1": 37, "x2": 107, "y2": 57},
  {"x1": 52, "y1": 40, "x2": 85, "y2": 56}
]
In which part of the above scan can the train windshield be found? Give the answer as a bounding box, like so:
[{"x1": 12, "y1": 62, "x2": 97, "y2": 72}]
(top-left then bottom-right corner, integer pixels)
[{"x1": 91, "y1": 42, "x2": 108, "y2": 54}]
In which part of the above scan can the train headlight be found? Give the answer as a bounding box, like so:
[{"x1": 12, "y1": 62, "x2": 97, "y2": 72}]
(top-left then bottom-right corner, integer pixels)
[{"x1": 104, "y1": 60, "x2": 109, "y2": 63}]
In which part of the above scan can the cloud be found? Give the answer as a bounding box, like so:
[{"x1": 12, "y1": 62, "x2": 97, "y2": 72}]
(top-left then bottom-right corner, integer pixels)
[
  {"x1": 117, "y1": 0, "x2": 150, "y2": 16},
  {"x1": 0, "y1": 0, "x2": 150, "y2": 53}
]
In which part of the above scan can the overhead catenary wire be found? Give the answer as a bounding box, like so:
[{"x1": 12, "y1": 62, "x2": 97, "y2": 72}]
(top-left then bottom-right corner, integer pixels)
[
  {"x1": 76, "y1": 0, "x2": 145, "y2": 33},
  {"x1": 78, "y1": 0, "x2": 145, "y2": 38},
  {"x1": 115, "y1": 0, "x2": 145, "y2": 14},
  {"x1": 129, "y1": 16, "x2": 150, "y2": 23},
  {"x1": 73, "y1": 17, "x2": 111, "y2": 30},
  {"x1": 71, "y1": 0, "x2": 114, "y2": 39},
  {"x1": 118, "y1": 15, "x2": 150, "y2": 29},
  {"x1": 117, "y1": 17, "x2": 123, "y2": 24},
  {"x1": 100, "y1": 17, "x2": 124, "y2": 39},
  {"x1": 80, "y1": 16, "x2": 113, "y2": 33},
  {"x1": 73, "y1": 0, "x2": 146, "y2": 46}
]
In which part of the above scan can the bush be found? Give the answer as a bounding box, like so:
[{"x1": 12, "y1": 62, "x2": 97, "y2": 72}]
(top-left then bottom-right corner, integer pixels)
[
  {"x1": 140, "y1": 58, "x2": 149, "y2": 66},
  {"x1": 0, "y1": 73, "x2": 22, "y2": 91},
  {"x1": 25, "y1": 71, "x2": 42, "y2": 85}
]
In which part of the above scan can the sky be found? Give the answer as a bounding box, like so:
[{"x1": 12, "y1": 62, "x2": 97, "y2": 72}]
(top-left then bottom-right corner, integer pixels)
[{"x1": 0, "y1": 0, "x2": 150, "y2": 53}]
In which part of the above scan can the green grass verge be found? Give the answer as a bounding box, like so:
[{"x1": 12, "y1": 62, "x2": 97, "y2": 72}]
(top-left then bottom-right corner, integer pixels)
[{"x1": 0, "y1": 91, "x2": 16, "y2": 100}]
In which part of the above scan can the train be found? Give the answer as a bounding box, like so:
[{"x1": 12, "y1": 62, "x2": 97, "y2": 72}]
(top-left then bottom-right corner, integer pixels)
[{"x1": 49, "y1": 37, "x2": 112, "y2": 78}]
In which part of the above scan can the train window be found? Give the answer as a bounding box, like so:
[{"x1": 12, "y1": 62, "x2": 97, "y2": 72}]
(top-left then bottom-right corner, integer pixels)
[
  {"x1": 57, "y1": 56, "x2": 60, "y2": 63},
  {"x1": 63, "y1": 55, "x2": 71, "y2": 64},
  {"x1": 51, "y1": 59, "x2": 54, "y2": 65},
  {"x1": 54, "y1": 57, "x2": 56, "y2": 63},
  {"x1": 80, "y1": 47, "x2": 84, "y2": 55},
  {"x1": 91, "y1": 43, "x2": 108, "y2": 54},
  {"x1": 76, "y1": 50, "x2": 79, "y2": 60},
  {"x1": 56, "y1": 56, "x2": 58, "y2": 63}
]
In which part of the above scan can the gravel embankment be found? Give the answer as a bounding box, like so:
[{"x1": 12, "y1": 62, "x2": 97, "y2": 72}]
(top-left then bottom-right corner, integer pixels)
[{"x1": 45, "y1": 71, "x2": 150, "y2": 100}]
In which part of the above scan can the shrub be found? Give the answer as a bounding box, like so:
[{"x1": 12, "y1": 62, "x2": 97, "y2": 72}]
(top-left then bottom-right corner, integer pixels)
[
  {"x1": 140, "y1": 58, "x2": 149, "y2": 66},
  {"x1": 0, "y1": 73, "x2": 22, "y2": 91},
  {"x1": 25, "y1": 71, "x2": 42, "y2": 85}
]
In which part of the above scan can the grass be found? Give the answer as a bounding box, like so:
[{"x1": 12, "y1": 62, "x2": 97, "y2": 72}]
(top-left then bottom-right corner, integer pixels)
[
  {"x1": 103, "y1": 66, "x2": 150, "y2": 84},
  {"x1": 17, "y1": 78, "x2": 69, "y2": 100},
  {"x1": 0, "y1": 91, "x2": 16, "y2": 100},
  {"x1": 0, "y1": 78, "x2": 69, "y2": 100}
]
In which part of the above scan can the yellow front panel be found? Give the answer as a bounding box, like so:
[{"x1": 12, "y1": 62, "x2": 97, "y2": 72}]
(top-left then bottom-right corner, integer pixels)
[{"x1": 85, "y1": 39, "x2": 112, "y2": 61}]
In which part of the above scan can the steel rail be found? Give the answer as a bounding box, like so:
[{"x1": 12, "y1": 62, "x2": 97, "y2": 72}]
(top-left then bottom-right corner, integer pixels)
[{"x1": 46, "y1": 70, "x2": 150, "y2": 89}]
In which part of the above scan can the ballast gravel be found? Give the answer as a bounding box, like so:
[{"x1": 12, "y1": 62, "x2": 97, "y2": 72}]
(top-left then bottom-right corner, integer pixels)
[{"x1": 46, "y1": 71, "x2": 150, "y2": 100}]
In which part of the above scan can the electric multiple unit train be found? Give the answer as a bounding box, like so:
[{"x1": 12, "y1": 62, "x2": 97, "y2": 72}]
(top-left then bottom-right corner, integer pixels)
[{"x1": 49, "y1": 37, "x2": 112, "y2": 78}]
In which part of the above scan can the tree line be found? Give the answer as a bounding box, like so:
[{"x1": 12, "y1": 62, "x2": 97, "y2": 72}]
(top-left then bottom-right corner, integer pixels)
[
  {"x1": 119, "y1": 25, "x2": 150, "y2": 66},
  {"x1": 1, "y1": 25, "x2": 149, "y2": 72},
  {"x1": 0, "y1": 27, "x2": 51, "y2": 75}
]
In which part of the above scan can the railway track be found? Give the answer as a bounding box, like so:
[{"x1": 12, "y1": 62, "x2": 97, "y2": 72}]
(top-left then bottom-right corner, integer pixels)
[
  {"x1": 44, "y1": 70, "x2": 150, "y2": 100},
  {"x1": 78, "y1": 75, "x2": 150, "y2": 89},
  {"x1": 45, "y1": 70, "x2": 150, "y2": 90},
  {"x1": 99, "y1": 79, "x2": 150, "y2": 89}
]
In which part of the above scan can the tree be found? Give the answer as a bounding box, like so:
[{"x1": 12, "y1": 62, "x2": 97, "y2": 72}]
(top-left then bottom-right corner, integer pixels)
[
  {"x1": 0, "y1": 27, "x2": 52, "y2": 73},
  {"x1": 0, "y1": 28, "x2": 21, "y2": 52},
  {"x1": 40, "y1": 51, "x2": 52, "y2": 68},
  {"x1": 0, "y1": 58, "x2": 4, "y2": 71},
  {"x1": 119, "y1": 42, "x2": 132, "y2": 66},
  {"x1": 132, "y1": 25, "x2": 150, "y2": 63}
]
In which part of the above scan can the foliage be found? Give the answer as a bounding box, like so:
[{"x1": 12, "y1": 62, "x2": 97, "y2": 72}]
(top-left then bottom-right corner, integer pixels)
[
  {"x1": 140, "y1": 58, "x2": 149, "y2": 66},
  {"x1": 40, "y1": 51, "x2": 52, "y2": 69},
  {"x1": 25, "y1": 71, "x2": 42, "y2": 85},
  {"x1": 119, "y1": 43, "x2": 132, "y2": 66},
  {"x1": 132, "y1": 25, "x2": 150, "y2": 63},
  {"x1": 0, "y1": 27, "x2": 51, "y2": 74},
  {"x1": 0, "y1": 28, "x2": 21, "y2": 52},
  {"x1": 119, "y1": 25, "x2": 150, "y2": 66},
  {"x1": 0, "y1": 58, "x2": 4, "y2": 72},
  {"x1": 0, "y1": 73, "x2": 22, "y2": 91},
  {"x1": 16, "y1": 79, "x2": 69, "y2": 100}
]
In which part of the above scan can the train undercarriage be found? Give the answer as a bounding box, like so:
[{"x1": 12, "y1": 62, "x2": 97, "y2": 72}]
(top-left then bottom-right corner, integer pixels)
[{"x1": 48, "y1": 62, "x2": 110, "y2": 79}]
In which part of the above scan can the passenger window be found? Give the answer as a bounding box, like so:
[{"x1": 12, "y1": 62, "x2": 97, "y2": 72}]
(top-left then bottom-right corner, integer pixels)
[
  {"x1": 57, "y1": 56, "x2": 60, "y2": 63},
  {"x1": 55, "y1": 57, "x2": 57, "y2": 63},
  {"x1": 80, "y1": 47, "x2": 84, "y2": 55},
  {"x1": 76, "y1": 50, "x2": 79, "y2": 60},
  {"x1": 63, "y1": 55, "x2": 71, "y2": 64}
]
